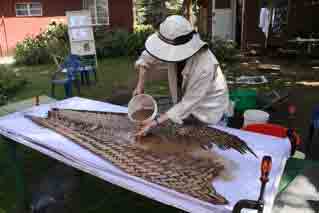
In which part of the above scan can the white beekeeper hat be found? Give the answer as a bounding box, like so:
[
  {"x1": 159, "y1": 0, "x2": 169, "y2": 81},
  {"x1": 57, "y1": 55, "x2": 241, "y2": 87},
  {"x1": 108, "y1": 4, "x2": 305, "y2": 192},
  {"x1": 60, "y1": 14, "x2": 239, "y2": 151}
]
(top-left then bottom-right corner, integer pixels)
[{"x1": 145, "y1": 15, "x2": 207, "y2": 62}]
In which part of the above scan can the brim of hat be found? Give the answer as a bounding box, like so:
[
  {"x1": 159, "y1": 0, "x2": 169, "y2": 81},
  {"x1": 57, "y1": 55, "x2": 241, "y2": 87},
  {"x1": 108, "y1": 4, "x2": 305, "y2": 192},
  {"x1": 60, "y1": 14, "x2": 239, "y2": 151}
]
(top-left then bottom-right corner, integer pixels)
[{"x1": 145, "y1": 33, "x2": 207, "y2": 62}]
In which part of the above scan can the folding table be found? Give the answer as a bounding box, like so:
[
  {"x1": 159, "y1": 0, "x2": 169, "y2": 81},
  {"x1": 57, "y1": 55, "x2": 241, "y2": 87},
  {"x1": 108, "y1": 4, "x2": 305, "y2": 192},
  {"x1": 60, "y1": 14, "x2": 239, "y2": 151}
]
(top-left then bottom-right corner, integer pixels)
[{"x1": 0, "y1": 97, "x2": 292, "y2": 213}]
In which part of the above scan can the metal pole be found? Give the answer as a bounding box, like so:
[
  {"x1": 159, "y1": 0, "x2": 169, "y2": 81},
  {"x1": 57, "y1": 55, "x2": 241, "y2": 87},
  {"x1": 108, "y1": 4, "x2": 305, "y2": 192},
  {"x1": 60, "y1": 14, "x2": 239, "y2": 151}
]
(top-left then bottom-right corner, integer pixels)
[
  {"x1": 265, "y1": 7, "x2": 274, "y2": 49},
  {"x1": 94, "y1": 0, "x2": 98, "y2": 24},
  {"x1": 232, "y1": 0, "x2": 237, "y2": 41},
  {"x1": 2, "y1": 16, "x2": 9, "y2": 55}
]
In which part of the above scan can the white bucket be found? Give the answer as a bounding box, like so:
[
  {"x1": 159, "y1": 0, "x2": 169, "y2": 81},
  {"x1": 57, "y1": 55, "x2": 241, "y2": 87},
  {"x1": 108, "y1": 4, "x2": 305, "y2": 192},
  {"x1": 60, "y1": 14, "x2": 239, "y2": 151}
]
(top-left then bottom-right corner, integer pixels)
[
  {"x1": 128, "y1": 94, "x2": 158, "y2": 124},
  {"x1": 243, "y1": 109, "x2": 270, "y2": 127},
  {"x1": 226, "y1": 100, "x2": 236, "y2": 118}
]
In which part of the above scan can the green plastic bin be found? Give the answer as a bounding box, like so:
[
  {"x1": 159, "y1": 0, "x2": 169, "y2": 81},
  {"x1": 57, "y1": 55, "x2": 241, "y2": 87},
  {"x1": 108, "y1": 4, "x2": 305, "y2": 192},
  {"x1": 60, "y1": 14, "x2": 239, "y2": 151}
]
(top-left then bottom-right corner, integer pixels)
[{"x1": 230, "y1": 89, "x2": 257, "y2": 113}]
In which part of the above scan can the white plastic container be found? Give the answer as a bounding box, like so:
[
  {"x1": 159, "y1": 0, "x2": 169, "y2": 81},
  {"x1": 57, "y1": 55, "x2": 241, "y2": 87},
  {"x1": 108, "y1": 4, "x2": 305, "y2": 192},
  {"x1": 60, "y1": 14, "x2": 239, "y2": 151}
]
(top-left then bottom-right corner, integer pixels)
[
  {"x1": 128, "y1": 94, "x2": 158, "y2": 124},
  {"x1": 227, "y1": 100, "x2": 236, "y2": 118},
  {"x1": 243, "y1": 109, "x2": 270, "y2": 127}
]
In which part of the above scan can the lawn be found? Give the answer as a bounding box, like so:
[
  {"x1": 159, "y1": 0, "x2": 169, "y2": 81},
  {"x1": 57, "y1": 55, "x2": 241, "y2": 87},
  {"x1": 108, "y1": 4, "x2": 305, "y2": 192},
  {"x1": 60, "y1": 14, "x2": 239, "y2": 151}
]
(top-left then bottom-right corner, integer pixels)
[{"x1": 10, "y1": 57, "x2": 136, "y2": 102}]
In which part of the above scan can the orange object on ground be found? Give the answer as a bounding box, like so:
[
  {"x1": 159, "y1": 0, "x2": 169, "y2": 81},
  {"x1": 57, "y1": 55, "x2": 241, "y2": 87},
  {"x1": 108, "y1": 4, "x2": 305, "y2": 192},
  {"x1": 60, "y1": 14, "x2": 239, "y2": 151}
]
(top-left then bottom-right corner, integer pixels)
[{"x1": 242, "y1": 123, "x2": 301, "y2": 146}]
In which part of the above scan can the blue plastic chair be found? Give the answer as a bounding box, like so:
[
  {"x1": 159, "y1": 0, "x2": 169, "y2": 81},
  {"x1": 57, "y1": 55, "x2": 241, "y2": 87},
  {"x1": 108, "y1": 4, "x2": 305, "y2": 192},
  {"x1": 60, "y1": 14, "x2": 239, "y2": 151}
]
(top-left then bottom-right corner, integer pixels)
[
  {"x1": 78, "y1": 55, "x2": 98, "y2": 86},
  {"x1": 51, "y1": 55, "x2": 81, "y2": 98},
  {"x1": 306, "y1": 105, "x2": 319, "y2": 157}
]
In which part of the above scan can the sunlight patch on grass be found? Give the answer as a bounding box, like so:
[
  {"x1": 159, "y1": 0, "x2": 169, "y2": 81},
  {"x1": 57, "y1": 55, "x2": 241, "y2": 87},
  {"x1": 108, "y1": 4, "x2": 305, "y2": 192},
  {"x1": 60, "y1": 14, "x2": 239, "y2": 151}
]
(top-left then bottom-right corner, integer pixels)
[{"x1": 296, "y1": 81, "x2": 319, "y2": 87}]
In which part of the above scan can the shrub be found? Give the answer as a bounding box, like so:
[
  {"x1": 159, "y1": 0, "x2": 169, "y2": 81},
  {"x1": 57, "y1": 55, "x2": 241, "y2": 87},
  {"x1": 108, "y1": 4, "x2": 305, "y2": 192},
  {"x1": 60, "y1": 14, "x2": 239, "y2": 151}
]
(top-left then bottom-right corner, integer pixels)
[
  {"x1": 15, "y1": 36, "x2": 50, "y2": 65},
  {"x1": 95, "y1": 25, "x2": 154, "y2": 58},
  {"x1": 95, "y1": 29, "x2": 130, "y2": 58},
  {"x1": 15, "y1": 22, "x2": 69, "y2": 65},
  {"x1": 0, "y1": 66, "x2": 27, "y2": 106},
  {"x1": 44, "y1": 23, "x2": 69, "y2": 59},
  {"x1": 15, "y1": 23, "x2": 154, "y2": 63},
  {"x1": 127, "y1": 25, "x2": 154, "y2": 57},
  {"x1": 205, "y1": 36, "x2": 241, "y2": 67}
]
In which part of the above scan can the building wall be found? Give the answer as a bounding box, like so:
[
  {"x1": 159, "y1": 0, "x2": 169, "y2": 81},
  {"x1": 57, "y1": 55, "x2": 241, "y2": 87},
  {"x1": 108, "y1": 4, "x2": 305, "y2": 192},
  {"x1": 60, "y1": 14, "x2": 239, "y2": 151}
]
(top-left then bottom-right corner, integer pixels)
[
  {"x1": 0, "y1": 0, "x2": 133, "y2": 55},
  {"x1": 288, "y1": 0, "x2": 319, "y2": 36},
  {"x1": 1, "y1": 17, "x2": 67, "y2": 55},
  {"x1": 199, "y1": 0, "x2": 237, "y2": 42},
  {"x1": 0, "y1": 0, "x2": 82, "y2": 17},
  {"x1": 109, "y1": 0, "x2": 133, "y2": 32},
  {"x1": 241, "y1": 0, "x2": 319, "y2": 50},
  {"x1": 241, "y1": 0, "x2": 264, "y2": 50}
]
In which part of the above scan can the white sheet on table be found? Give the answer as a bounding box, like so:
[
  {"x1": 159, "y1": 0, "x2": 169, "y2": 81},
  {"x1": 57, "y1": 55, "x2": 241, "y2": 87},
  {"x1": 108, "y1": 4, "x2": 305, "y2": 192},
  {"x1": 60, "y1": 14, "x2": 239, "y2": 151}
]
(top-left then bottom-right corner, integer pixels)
[{"x1": 0, "y1": 97, "x2": 291, "y2": 213}]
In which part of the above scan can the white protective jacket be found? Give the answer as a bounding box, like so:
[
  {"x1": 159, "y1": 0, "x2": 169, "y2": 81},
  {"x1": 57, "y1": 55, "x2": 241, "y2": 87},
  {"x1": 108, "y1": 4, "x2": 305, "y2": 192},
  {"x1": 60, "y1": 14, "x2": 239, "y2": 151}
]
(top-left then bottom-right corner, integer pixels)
[{"x1": 135, "y1": 48, "x2": 229, "y2": 125}]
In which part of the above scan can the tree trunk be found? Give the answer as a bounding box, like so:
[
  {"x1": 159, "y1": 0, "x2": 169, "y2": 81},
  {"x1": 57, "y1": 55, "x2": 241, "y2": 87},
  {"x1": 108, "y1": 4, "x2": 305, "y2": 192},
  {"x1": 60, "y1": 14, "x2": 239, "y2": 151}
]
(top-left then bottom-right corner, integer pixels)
[
  {"x1": 133, "y1": 0, "x2": 136, "y2": 26},
  {"x1": 207, "y1": 0, "x2": 212, "y2": 40},
  {"x1": 182, "y1": 0, "x2": 193, "y2": 23}
]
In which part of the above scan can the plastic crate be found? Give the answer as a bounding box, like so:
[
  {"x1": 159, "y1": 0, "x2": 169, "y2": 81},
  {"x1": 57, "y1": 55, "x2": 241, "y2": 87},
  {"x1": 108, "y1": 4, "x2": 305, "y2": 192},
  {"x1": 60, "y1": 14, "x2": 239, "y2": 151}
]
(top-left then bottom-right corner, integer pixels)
[{"x1": 230, "y1": 89, "x2": 257, "y2": 113}]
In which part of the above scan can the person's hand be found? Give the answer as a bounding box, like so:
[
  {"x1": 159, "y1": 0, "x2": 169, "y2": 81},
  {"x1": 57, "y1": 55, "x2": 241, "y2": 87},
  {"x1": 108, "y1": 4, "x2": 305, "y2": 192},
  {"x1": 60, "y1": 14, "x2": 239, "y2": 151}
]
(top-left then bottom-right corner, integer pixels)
[
  {"x1": 135, "y1": 120, "x2": 157, "y2": 137},
  {"x1": 133, "y1": 66, "x2": 146, "y2": 97},
  {"x1": 132, "y1": 85, "x2": 144, "y2": 97}
]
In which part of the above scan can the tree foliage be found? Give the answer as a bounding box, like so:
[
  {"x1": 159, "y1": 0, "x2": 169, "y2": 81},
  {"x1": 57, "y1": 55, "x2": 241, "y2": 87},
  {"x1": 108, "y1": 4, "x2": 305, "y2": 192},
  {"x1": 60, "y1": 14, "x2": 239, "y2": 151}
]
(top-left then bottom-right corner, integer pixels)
[{"x1": 135, "y1": 0, "x2": 184, "y2": 28}]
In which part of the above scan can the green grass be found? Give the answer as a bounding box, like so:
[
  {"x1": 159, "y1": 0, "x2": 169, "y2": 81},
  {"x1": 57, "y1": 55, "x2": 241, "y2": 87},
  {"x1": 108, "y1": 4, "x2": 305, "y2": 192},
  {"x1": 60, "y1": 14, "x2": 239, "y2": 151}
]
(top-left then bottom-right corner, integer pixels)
[{"x1": 8, "y1": 57, "x2": 137, "y2": 102}]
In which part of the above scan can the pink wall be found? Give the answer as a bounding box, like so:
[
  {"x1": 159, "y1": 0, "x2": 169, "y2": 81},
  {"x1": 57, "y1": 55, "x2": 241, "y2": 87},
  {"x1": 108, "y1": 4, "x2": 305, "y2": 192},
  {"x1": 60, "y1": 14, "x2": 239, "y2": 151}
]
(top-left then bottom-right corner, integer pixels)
[
  {"x1": 6, "y1": 17, "x2": 66, "y2": 49},
  {"x1": 1, "y1": 16, "x2": 66, "y2": 55}
]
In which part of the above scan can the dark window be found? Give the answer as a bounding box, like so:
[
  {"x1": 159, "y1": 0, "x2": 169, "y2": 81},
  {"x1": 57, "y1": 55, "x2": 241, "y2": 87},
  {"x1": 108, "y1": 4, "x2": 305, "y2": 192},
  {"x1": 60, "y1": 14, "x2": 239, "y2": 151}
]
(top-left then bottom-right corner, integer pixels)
[
  {"x1": 215, "y1": 0, "x2": 231, "y2": 9},
  {"x1": 16, "y1": 3, "x2": 42, "y2": 16},
  {"x1": 83, "y1": 0, "x2": 110, "y2": 25}
]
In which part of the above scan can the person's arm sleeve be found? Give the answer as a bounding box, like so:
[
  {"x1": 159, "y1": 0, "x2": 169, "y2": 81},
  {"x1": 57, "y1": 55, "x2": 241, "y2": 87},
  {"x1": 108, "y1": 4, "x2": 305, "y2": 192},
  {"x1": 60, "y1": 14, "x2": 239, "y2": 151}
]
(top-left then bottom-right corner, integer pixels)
[
  {"x1": 166, "y1": 66, "x2": 216, "y2": 124},
  {"x1": 135, "y1": 50, "x2": 159, "y2": 71}
]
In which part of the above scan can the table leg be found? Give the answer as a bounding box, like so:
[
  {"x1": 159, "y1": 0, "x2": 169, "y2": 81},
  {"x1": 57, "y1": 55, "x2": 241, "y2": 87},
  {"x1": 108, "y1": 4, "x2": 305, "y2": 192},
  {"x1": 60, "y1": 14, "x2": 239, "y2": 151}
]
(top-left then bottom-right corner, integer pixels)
[
  {"x1": 1, "y1": 136, "x2": 27, "y2": 211},
  {"x1": 306, "y1": 124, "x2": 314, "y2": 158},
  {"x1": 308, "y1": 43, "x2": 312, "y2": 55}
]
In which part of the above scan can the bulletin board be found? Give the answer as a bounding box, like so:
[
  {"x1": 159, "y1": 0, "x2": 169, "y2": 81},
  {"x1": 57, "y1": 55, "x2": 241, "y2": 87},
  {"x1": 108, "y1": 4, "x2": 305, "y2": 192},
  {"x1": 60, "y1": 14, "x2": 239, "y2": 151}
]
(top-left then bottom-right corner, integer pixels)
[{"x1": 66, "y1": 10, "x2": 96, "y2": 56}]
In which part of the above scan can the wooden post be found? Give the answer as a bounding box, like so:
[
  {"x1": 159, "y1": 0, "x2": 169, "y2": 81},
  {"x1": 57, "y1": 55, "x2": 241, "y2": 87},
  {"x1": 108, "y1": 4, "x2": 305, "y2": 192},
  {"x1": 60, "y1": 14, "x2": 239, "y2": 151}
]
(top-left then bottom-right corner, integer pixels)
[
  {"x1": 0, "y1": 17, "x2": 2, "y2": 56},
  {"x1": 287, "y1": 0, "x2": 291, "y2": 38},
  {"x1": 207, "y1": 0, "x2": 213, "y2": 40},
  {"x1": 2, "y1": 17, "x2": 8, "y2": 55},
  {"x1": 183, "y1": 0, "x2": 193, "y2": 23},
  {"x1": 35, "y1": 96, "x2": 40, "y2": 106},
  {"x1": 0, "y1": 38, "x2": 2, "y2": 57},
  {"x1": 132, "y1": 0, "x2": 136, "y2": 26},
  {"x1": 240, "y1": 0, "x2": 246, "y2": 50}
]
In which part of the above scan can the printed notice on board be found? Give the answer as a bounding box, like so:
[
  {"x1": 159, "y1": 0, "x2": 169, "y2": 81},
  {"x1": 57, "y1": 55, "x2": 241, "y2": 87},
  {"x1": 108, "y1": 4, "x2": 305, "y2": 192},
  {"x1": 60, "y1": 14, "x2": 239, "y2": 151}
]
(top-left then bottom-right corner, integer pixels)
[
  {"x1": 70, "y1": 28, "x2": 92, "y2": 41},
  {"x1": 69, "y1": 15, "x2": 91, "y2": 27}
]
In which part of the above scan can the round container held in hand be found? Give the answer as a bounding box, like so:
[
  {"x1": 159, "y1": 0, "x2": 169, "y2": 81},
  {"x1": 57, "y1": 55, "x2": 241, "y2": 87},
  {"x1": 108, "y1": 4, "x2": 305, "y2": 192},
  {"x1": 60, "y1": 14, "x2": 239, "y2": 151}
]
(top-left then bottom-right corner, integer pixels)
[{"x1": 128, "y1": 94, "x2": 158, "y2": 124}]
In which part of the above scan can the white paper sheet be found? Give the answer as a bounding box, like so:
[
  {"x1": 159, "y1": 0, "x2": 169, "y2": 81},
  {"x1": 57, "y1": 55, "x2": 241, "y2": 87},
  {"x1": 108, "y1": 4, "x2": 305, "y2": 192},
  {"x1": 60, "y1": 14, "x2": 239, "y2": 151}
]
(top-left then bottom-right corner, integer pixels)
[{"x1": 0, "y1": 97, "x2": 290, "y2": 213}]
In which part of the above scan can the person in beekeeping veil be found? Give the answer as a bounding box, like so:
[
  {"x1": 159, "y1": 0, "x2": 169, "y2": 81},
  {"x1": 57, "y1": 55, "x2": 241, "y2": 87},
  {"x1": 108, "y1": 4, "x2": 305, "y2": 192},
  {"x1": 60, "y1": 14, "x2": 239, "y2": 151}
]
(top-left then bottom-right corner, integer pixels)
[{"x1": 134, "y1": 15, "x2": 229, "y2": 136}]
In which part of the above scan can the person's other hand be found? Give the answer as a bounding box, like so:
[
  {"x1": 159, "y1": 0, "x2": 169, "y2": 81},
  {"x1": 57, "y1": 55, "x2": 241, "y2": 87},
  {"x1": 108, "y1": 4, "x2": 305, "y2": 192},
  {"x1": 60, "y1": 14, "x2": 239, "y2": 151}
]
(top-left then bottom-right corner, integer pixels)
[{"x1": 135, "y1": 120, "x2": 157, "y2": 137}]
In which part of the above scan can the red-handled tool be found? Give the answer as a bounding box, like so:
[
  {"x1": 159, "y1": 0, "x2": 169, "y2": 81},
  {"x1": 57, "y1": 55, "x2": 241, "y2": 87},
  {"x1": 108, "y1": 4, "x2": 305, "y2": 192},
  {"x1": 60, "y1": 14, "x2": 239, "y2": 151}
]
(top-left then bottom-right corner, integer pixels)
[
  {"x1": 258, "y1": 156, "x2": 272, "y2": 201},
  {"x1": 287, "y1": 105, "x2": 300, "y2": 156},
  {"x1": 233, "y1": 156, "x2": 273, "y2": 213},
  {"x1": 260, "y1": 156, "x2": 272, "y2": 183}
]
